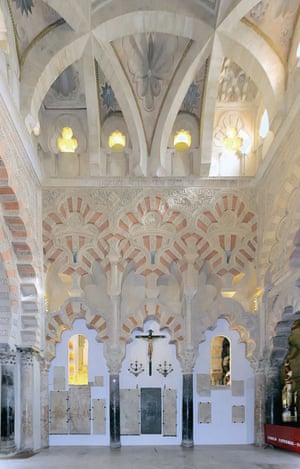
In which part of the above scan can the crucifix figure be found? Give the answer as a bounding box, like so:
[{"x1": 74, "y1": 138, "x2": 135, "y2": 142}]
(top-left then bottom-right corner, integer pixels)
[{"x1": 136, "y1": 329, "x2": 166, "y2": 376}]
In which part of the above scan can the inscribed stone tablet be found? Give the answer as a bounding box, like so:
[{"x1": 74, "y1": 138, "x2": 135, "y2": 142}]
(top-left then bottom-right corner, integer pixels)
[
  {"x1": 232, "y1": 405, "x2": 245, "y2": 423},
  {"x1": 120, "y1": 388, "x2": 140, "y2": 435},
  {"x1": 141, "y1": 388, "x2": 161, "y2": 434},
  {"x1": 53, "y1": 366, "x2": 65, "y2": 391},
  {"x1": 231, "y1": 380, "x2": 244, "y2": 396},
  {"x1": 197, "y1": 374, "x2": 211, "y2": 396},
  {"x1": 92, "y1": 399, "x2": 106, "y2": 434},
  {"x1": 198, "y1": 401, "x2": 211, "y2": 424},
  {"x1": 69, "y1": 386, "x2": 91, "y2": 434},
  {"x1": 163, "y1": 388, "x2": 177, "y2": 436},
  {"x1": 50, "y1": 391, "x2": 68, "y2": 434}
]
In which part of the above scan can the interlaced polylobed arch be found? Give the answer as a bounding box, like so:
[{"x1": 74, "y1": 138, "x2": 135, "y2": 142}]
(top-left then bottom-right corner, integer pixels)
[
  {"x1": 0, "y1": 156, "x2": 40, "y2": 347},
  {"x1": 46, "y1": 299, "x2": 108, "y2": 360}
]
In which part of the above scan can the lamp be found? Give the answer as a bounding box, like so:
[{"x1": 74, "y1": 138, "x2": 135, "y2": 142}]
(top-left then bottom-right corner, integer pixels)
[
  {"x1": 173, "y1": 129, "x2": 191, "y2": 151},
  {"x1": 108, "y1": 130, "x2": 126, "y2": 152},
  {"x1": 157, "y1": 361, "x2": 173, "y2": 377},
  {"x1": 128, "y1": 360, "x2": 144, "y2": 377},
  {"x1": 221, "y1": 290, "x2": 236, "y2": 299},
  {"x1": 222, "y1": 127, "x2": 243, "y2": 152},
  {"x1": 57, "y1": 127, "x2": 78, "y2": 153}
]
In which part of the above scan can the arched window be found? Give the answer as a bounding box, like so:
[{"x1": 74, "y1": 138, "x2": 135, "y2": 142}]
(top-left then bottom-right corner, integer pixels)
[
  {"x1": 210, "y1": 336, "x2": 231, "y2": 386},
  {"x1": 68, "y1": 334, "x2": 88, "y2": 385},
  {"x1": 259, "y1": 109, "x2": 269, "y2": 139}
]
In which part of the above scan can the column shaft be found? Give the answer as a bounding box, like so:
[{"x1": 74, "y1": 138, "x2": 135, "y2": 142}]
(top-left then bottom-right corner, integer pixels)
[
  {"x1": 19, "y1": 350, "x2": 34, "y2": 452},
  {"x1": 182, "y1": 373, "x2": 193, "y2": 447},
  {"x1": 266, "y1": 367, "x2": 281, "y2": 425},
  {"x1": 109, "y1": 373, "x2": 120, "y2": 448},
  {"x1": 0, "y1": 364, "x2": 15, "y2": 453},
  {"x1": 254, "y1": 367, "x2": 266, "y2": 446},
  {"x1": 40, "y1": 362, "x2": 49, "y2": 449}
]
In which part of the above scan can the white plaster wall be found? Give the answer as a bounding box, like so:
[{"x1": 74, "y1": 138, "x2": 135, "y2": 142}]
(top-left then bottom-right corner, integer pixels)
[
  {"x1": 194, "y1": 318, "x2": 255, "y2": 444},
  {"x1": 48, "y1": 317, "x2": 255, "y2": 446},
  {"x1": 48, "y1": 319, "x2": 110, "y2": 446},
  {"x1": 49, "y1": 319, "x2": 182, "y2": 446}
]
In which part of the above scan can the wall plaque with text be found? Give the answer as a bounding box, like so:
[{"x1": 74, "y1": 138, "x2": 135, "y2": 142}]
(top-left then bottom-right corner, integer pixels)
[{"x1": 141, "y1": 388, "x2": 161, "y2": 434}]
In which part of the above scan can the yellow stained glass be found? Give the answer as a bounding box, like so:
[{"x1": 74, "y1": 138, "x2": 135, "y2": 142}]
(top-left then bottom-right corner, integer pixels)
[{"x1": 68, "y1": 334, "x2": 88, "y2": 385}]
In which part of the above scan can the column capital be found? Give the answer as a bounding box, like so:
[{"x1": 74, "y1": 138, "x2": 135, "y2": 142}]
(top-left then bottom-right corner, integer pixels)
[
  {"x1": 252, "y1": 356, "x2": 267, "y2": 373},
  {"x1": 17, "y1": 347, "x2": 39, "y2": 367},
  {"x1": 0, "y1": 346, "x2": 16, "y2": 365},
  {"x1": 104, "y1": 344, "x2": 125, "y2": 374},
  {"x1": 178, "y1": 347, "x2": 198, "y2": 374},
  {"x1": 40, "y1": 358, "x2": 51, "y2": 373}
]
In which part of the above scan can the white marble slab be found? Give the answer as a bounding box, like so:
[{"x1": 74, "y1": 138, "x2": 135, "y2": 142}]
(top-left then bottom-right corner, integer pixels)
[
  {"x1": 197, "y1": 373, "x2": 211, "y2": 396},
  {"x1": 120, "y1": 388, "x2": 140, "y2": 435},
  {"x1": 92, "y1": 399, "x2": 106, "y2": 434},
  {"x1": 69, "y1": 386, "x2": 91, "y2": 434},
  {"x1": 49, "y1": 391, "x2": 68, "y2": 434},
  {"x1": 163, "y1": 388, "x2": 177, "y2": 436},
  {"x1": 231, "y1": 380, "x2": 244, "y2": 396},
  {"x1": 198, "y1": 401, "x2": 211, "y2": 424},
  {"x1": 232, "y1": 405, "x2": 245, "y2": 423},
  {"x1": 53, "y1": 366, "x2": 66, "y2": 391}
]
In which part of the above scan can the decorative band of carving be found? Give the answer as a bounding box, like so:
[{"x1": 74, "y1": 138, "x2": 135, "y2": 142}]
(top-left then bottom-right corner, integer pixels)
[
  {"x1": 0, "y1": 353, "x2": 16, "y2": 365},
  {"x1": 18, "y1": 347, "x2": 39, "y2": 367}
]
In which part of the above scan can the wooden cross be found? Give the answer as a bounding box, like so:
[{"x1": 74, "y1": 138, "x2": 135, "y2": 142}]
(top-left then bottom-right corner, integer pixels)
[{"x1": 136, "y1": 329, "x2": 166, "y2": 376}]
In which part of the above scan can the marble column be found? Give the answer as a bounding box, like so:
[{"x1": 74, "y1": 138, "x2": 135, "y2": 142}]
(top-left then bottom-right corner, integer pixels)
[
  {"x1": 0, "y1": 354, "x2": 16, "y2": 454},
  {"x1": 19, "y1": 348, "x2": 34, "y2": 452},
  {"x1": 265, "y1": 365, "x2": 281, "y2": 425},
  {"x1": 180, "y1": 285, "x2": 197, "y2": 448},
  {"x1": 40, "y1": 360, "x2": 50, "y2": 449},
  {"x1": 182, "y1": 373, "x2": 194, "y2": 447},
  {"x1": 104, "y1": 288, "x2": 124, "y2": 449},
  {"x1": 109, "y1": 374, "x2": 120, "y2": 448},
  {"x1": 254, "y1": 363, "x2": 266, "y2": 446}
]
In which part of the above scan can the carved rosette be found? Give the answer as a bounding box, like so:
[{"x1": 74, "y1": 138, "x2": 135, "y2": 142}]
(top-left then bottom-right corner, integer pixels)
[{"x1": 124, "y1": 33, "x2": 177, "y2": 112}]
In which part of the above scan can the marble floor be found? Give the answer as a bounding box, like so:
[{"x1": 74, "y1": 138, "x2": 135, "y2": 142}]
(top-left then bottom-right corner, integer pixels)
[{"x1": 1, "y1": 445, "x2": 300, "y2": 469}]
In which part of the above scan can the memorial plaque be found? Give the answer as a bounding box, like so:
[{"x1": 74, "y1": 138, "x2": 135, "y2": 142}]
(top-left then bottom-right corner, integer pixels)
[
  {"x1": 231, "y1": 380, "x2": 244, "y2": 396},
  {"x1": 163, "y1": 388, "x2": 177, "y2": 436},
  {"x1": 141, "y1": 388, "x2": 161, "y2": 434},
  {"x1": 232, "y1": 405, "x2": 245, "y2": 423},
  {"x1": 197, "y1": 374, "x2": 211, "y2": 396},
  {"x1": 69, "y1": 386, "x2": 91, "y2": 434},
  {"x1": 198, "y1": 401, "x2": 211, "y2": 424},
  {"x1": 92, "y1": 399, "x2": 106, "y2": 434},
  {"x1": 49, "y1": 391, "x2": 68, "y2": 434},
  {"x1": 120, "y1": 388, "x2": 140, "y2": 435},
  {"x1": 53, "y1": 366, "x2": 65, "y2": 391},
  {"x1": 94, "y1": 376, "x2": 104, "y2": 386}
]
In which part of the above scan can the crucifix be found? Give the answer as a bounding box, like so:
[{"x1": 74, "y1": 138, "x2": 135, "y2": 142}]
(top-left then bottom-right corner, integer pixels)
[{"x1": 136, "y1": 329, "x2": 166, "y2": 376}]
